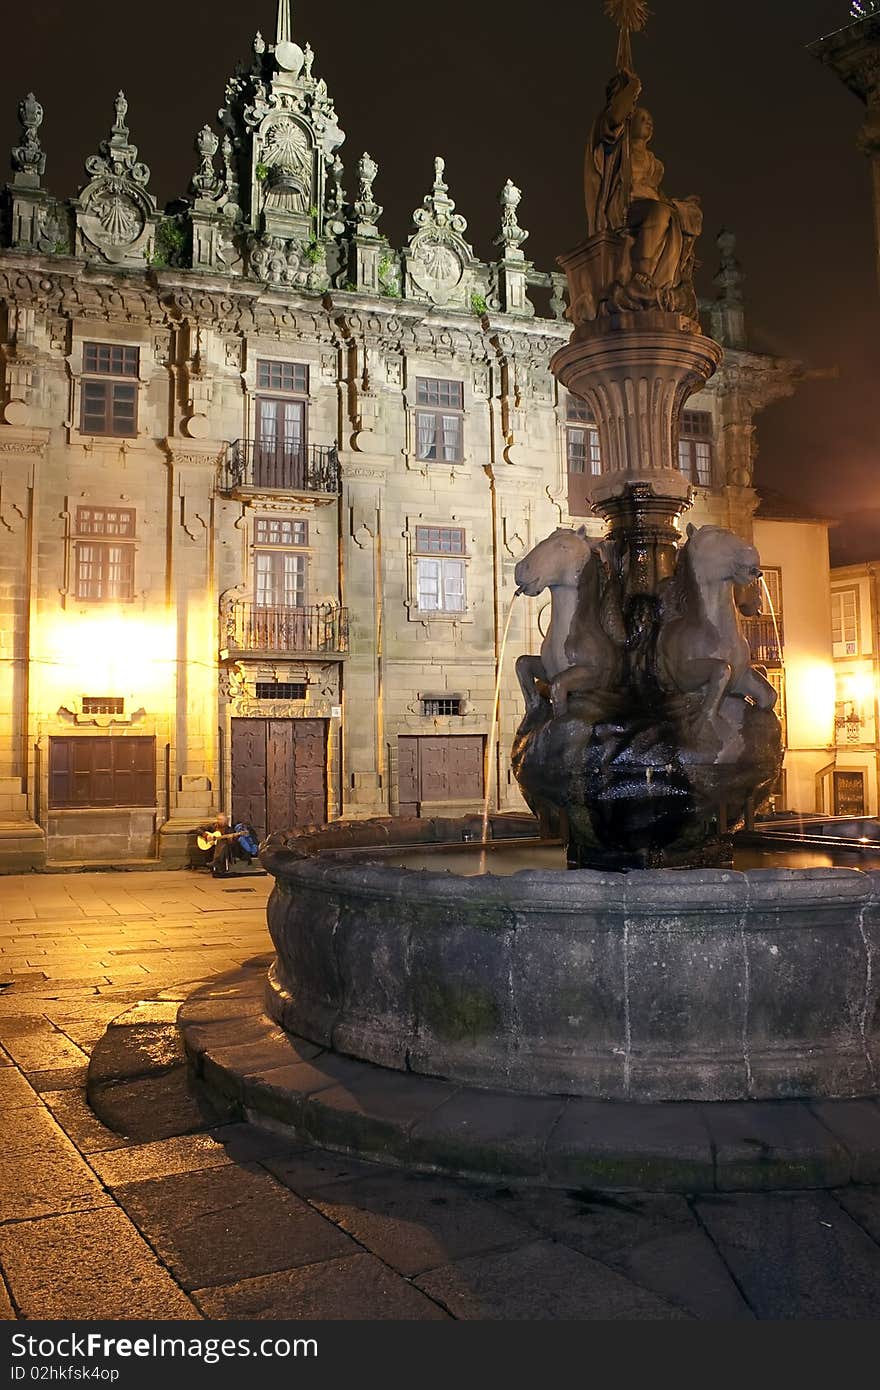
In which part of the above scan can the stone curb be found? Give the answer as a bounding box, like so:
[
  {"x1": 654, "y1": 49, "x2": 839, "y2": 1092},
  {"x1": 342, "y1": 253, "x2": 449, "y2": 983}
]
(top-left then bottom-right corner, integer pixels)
[{"x1": 177, "y1": 964, "x2": 880, "y2": 1193}]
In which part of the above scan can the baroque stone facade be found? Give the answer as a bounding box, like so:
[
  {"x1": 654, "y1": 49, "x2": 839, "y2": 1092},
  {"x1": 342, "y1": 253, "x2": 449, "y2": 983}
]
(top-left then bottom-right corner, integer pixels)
[{"x1": 0, "y1": 3, "x2": 836, "y2": 867}]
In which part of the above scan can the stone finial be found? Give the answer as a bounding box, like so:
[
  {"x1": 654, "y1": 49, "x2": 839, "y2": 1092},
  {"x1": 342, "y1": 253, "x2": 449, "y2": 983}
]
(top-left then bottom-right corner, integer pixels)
[
  {"x1": 85, "y1": 90, "x2": 150, "y2": 186},
  {"x1": 190, "y1": 125, "x2": 225, "y2": 201},
  {"x1": 354, "y1": 151, "x2": 382, "y2": 231},
  {"x1": 303, "y1": 43, "x2": 314, "y2": 80},
  {"x1": 326, "y1": 153, "x2": 346, "y2": 215},
  {"x1": 495, "y1": 179, "x2": 529, "y2": 255},
  {"x1": 714, "y1": 228, "x2": 744, "y2": 305},
  {"x1": 11, "y1": 92, "x2": 46, "y2": 181},
  {"x1": 221, "y1": 134, "x2": 240, "y2": 207},
  {"x1": 413, "y1": 155, "x2": 467, "y2": 234},
  {"x1": 254, "y1": 31, "x2": 266, "y2": 55}
]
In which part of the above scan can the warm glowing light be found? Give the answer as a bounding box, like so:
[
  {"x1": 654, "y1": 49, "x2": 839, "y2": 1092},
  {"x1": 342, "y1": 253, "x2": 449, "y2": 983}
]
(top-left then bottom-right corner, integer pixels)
[
  {"x1": 32, "y1": 608, "x2": 178, "y2": 711},
  {"x1": 840, "y1": 671, "x2": 876, "y2": 705},
  {"x1": 784, "y1": 658, "x2": 836, "y2": 748}
]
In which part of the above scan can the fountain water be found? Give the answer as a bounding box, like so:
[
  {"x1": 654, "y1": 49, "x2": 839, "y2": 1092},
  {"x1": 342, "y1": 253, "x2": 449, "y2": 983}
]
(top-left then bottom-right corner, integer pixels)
[{"x1": 481, "y1": 593, "x2": 521, "y2": 848}]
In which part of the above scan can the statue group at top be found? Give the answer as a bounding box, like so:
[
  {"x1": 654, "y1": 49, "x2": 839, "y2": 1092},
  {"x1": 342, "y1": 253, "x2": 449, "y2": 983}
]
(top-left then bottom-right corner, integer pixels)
[
  {"x1": 511, "y1": 2, "x2": 783, "y2": 869},
  {"x1": 569, "y1": 0, "x2": 702, "y2": 324}
]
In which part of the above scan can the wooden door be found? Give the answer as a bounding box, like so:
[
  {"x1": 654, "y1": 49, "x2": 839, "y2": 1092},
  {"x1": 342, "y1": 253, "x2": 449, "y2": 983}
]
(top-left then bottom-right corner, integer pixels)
[
  {"x1": 232, "y1": 718, "x2": 327, "y2": 839},
  {"x1": 397, "y1": 735, "x2": 484, "y2": 813},
  {"x1": 291, "y1": 719, "x2": 327, "y2": 827},
  {"x1": 398, "y1": 738, "x2": 419, "y2": 817},
  {"x1": 231, "y1": 720, "x2": 269, "y2": 839}
]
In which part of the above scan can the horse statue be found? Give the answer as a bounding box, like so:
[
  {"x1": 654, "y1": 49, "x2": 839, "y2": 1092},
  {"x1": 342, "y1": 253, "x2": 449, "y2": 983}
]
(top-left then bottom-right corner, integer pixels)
[
  {"x1": 514, "y1": 526, "x2": 623, "y2": 718},
  {"x1": 657, "y1": 524, "x2": 778, "y2": 750}
]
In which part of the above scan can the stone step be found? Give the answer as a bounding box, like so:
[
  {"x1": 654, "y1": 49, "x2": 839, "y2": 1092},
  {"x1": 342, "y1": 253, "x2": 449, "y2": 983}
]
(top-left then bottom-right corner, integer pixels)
[{"x1": 175, "y1": 961, "x2": 880, "y2": 1194}]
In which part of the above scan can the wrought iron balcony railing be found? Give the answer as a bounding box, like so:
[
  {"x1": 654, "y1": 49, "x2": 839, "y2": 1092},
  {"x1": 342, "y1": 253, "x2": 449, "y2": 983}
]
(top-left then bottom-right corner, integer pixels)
[
  {"x1": 743, "y1": 614, "x2": 784, "y2": 668},
  {"x1": 221, "y1": 439, "x2": 341, "y2": 495},
  {"x1": 224, "y1": 602, "x2": 349, "y2": 658}
]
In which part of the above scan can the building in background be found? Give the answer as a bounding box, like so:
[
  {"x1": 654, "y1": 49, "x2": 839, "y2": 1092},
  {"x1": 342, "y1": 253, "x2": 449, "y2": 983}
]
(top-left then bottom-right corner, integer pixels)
[
  {"x1": 0, "y1": 4, "x2": 839, "y2": 869},
  {"x1": 810, "y1": 2, "x2": 880, "y2": 295}
]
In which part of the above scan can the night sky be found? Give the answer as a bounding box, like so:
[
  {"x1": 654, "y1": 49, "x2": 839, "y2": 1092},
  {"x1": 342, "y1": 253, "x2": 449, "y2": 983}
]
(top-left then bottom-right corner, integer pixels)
[{"x1": 2, "y1": 1, "x2": 878, "y2": 560}]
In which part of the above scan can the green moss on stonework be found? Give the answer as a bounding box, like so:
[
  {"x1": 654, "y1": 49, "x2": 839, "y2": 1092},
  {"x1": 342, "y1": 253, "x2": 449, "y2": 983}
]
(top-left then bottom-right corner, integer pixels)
[{"x1": 418, "y1": 979, "x2": 501, "y2": 1042}]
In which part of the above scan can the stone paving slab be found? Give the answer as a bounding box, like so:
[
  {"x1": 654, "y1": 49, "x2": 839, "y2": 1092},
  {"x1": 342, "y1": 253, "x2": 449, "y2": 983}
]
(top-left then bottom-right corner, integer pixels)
[
  {"x1": 0, "y1": 1147, "x2": 112, "y2": 1222},
  {"x1": 693, "y1": 1191, "x2": 880, "y2": 1319},
  {"x1": 415, "y1": 1238, "x2": 690, "y2": 1320},
  {"x1": 193, "y1": 1252, "x2": 450, "y2": 1321},
  {"x1": 114, "y1": 1162, "x2": 358, "y2": 1292},
  {"x1": 0, "y1": 1207, "x2": 200, "y2": 1320},
  {"x1": 310, "y1": 1172, "x2": 536, "y2": 1277},
  {"x1": 484, "y1": 1187, "x2": 751, "y2": 1319}
]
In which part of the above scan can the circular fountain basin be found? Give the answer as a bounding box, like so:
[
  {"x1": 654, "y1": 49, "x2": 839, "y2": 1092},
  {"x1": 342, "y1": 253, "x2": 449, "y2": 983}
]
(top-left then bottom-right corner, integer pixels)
[{"x1": 261, "y1": 818, "x2": 880, "y2": 1103}]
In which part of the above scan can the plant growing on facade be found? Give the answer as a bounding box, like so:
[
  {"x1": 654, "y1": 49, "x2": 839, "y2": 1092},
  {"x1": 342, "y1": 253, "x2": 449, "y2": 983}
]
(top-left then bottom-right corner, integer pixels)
[
  {"x1": 147, "y1": 216, "x2": 188, "y2": 268},
  {"x1": 255, "y1": 161, "x2": 269, "y2": 181},
  {"x1": 304, "y1": 239, "x2": 323, "y2": 264},
  {"x1": 377, "y1": 252, "x2": 401, "y2": 298},
  {"x1": 471, "y1": 292, "x2": 488, "y2": 316}
]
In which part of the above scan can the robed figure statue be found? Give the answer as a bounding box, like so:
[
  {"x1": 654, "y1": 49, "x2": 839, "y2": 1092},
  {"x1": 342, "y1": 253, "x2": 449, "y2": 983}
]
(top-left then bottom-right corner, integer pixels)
[{"x1": 584, "y1": 68, "x2": 702, "y2": 316}]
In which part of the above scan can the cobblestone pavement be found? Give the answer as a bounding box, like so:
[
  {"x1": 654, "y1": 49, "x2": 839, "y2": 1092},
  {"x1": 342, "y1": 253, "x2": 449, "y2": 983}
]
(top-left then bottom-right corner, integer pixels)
[{"x1": 1, "y1": 868, "x2": 880, "y2": 1321}]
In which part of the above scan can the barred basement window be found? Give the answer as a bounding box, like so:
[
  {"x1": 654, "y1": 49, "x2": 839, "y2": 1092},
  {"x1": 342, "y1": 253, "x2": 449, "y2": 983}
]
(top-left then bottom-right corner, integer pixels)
[
  {"x1": 81, "y1": 696, "x2": 125, "y2": 716},
  {"x1": 422, "y1": 698, "x2": 464, "y2": 717},
  {"x1": 254, "y1": 682, "x2": 307, "y2": 701}
]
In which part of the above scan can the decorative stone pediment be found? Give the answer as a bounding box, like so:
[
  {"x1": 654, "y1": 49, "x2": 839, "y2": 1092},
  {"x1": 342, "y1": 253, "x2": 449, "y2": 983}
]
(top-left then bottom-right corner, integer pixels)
[
  {"x1": 404, "y1": 158, "x2": 479, "y2": 308},
  {"x1": 76, "y1": 92, "x2": 156, "y2": 266}
]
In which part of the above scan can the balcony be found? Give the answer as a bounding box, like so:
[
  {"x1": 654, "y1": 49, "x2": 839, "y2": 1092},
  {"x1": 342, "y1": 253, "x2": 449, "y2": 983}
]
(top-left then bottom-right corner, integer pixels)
[
  {"x1": 222, "y1": 602, "x2": 349, "y2": 659},
  {"x1": 221, "y1": 439, "x2": 341, "y2": 498},
  {"x1": 743, "y1": 614, "x2": 784, "y2": 668}
]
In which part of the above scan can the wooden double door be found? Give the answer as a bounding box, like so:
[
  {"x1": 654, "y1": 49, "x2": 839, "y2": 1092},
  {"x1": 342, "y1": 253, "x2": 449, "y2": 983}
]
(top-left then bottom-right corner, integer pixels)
[
  {"x1": 398, "y1": 735, "x2": 484, "y2": 816},
  {"x1": 231, "y1": 718, "x2": 327, "y2": 840}
]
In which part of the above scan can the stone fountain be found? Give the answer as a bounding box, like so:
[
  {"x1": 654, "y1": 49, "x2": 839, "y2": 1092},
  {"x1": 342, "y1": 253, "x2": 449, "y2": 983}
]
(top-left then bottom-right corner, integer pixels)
[
  {"x1": 180, "y1": 6, "x2": 879, "y2": 1180},
  {"x1": 511, "y1": 33, "x2": 780, "y2": 870}
]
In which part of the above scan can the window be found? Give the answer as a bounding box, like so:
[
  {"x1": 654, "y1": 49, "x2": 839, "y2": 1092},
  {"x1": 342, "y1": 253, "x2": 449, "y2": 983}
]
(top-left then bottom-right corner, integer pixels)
[
  {"x1": 254, "y1": 515, "x2": 308, "y2": 609},
  {"x1": 415, "y1": 378, "x2": 464, "y2": 462},
  {"x1": 832, "y1": 588, "x2": 859, "y2": 657},
  {"x1": 414, "y1": 526, "x2": 467, "y2": 614},
  {"x1": 81, "y1": 697, "x2": 125, "y2": 716},
  {"x1": 74, "y1": 507, "x2": 136, "y2": 602},
  {"x1": 761, "y1": 567, "x2": 783, "y2": 620},
  {"x1": 257, "y1": 360, "x2": 308, "y2": 394},
  {"x1": 255, "y1": 682, "x2": 307, "y2": 701},
  {"x1": 422, "y1": 698, "x2": 464, "y2": 717},
  {"x1": 80, "y1": 343, "x2": 139, "y2": 437},
  {"x1": 49, "y1": 736, "x2": 155, "y2": 808},
  {"x1": 566, "y1": 398, "x2": 602, "y2": 477},
  {"x1": 678, "y1": 410, "x2": 714, "y2": 487},
  {"x1": 255, "y1": 361, "x2": 308, "y2": 489}
]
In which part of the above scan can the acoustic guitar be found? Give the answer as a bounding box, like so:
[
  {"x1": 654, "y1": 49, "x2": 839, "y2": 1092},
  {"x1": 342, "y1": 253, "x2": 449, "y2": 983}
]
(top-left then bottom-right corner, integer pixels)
[{"x1": 196, "y1": 828, "x2": 245, "y2": 852}]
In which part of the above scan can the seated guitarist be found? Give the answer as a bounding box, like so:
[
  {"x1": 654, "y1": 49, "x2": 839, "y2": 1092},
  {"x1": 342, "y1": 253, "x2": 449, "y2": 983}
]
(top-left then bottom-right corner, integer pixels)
[{"x1": 195, "y1": 812, "x2": 245, "y2": 878}]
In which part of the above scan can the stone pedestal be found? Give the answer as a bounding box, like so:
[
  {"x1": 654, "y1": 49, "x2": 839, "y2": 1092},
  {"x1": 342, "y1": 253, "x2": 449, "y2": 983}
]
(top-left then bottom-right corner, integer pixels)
[{"x1": 551, "y1": 312, "x2": 721, "y2": 597}]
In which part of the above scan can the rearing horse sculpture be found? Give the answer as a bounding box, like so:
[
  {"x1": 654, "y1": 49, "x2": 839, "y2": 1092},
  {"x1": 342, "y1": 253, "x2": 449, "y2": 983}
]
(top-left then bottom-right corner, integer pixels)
[
  {"x1": 514, "y1": 527, "x2": 623, "y2": 718},
  {"x1": 657, "y1": 524, "x2": 778, "y2": 750}
]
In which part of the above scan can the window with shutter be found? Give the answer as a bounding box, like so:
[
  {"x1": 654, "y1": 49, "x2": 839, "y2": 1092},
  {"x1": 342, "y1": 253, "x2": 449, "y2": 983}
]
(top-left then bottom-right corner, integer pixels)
[{"x1": 48, "y1": 737, "x2": 155, "y2": 808}]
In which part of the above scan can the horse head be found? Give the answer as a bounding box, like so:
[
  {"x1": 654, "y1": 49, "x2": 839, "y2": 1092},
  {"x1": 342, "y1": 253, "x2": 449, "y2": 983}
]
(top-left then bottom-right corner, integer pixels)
[
  {"x1": 515, "y1": 526, "x2": 595, "y2": 599},
  {"x1": 683, "y1": 523, "x2": 762, "y2": 592}
]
